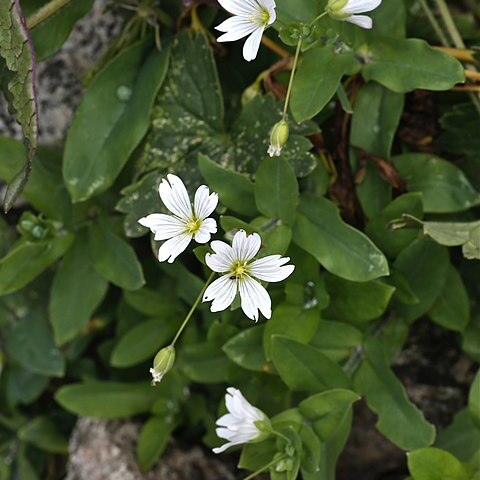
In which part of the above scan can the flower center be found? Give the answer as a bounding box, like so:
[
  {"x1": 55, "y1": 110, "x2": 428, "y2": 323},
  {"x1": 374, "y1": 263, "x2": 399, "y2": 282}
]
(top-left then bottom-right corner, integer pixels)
[
  {"x1": 185, "y1": 217, "x2": 201, "y2": 234},
  {"x1": 230, "y1": 261, "x2": 250, "y2": 279},
  {"x1": 249, "y1": 7, "x2": 270, "y2": 26}
]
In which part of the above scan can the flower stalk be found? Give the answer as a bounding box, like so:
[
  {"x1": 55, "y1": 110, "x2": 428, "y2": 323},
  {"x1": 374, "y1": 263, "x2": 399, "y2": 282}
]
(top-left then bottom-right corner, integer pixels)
[
  {"x1": 282, "y1": 37, "x2": 303, "y2": 121},
  {"x1": 27, "y1": 0, "x2": 73, "y2": 29}
]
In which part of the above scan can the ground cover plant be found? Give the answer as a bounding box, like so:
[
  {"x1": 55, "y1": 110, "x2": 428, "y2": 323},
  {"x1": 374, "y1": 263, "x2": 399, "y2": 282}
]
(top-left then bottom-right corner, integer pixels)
[{"x1": 0, "y1": 0, "x2": 479, "y2": 478}]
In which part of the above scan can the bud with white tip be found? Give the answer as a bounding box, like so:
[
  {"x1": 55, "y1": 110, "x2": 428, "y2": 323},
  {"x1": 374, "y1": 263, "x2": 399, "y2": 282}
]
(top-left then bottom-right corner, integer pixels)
[
  {"x1": 267, "y1": 120, "x2": 289, "y2": 157},
  {"x1": 150, "y1": 345, "x2": 175, "y2": 385},
  {"x1": 326, "y1": 0, "x2": 382, "y2": 29}
]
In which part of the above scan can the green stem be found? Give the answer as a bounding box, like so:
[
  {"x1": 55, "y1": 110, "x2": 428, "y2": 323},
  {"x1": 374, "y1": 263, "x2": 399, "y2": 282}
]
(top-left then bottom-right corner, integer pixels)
[
  {"x1": 418, "y1": 0, "x2": 450, "y2": 46},
  {"x1": 27, "y1": 0, "x2": 74, "y2": 29},
  {"x1": 271, "y1": 429, "x2": 292, "y2": 445},
  {"x1": 170, "y1": 272, "x2": 215, "y2": 347},
  {"x1": 434, "y1": 0, "x2": 465, "y2": 47},
  {"x1": 282, "y1": 37, "x2": 303, "y2": 120},
  {"x1": 309, "y1": 10, "x2": 328, "y2": 27},
  {"x1": 242, "y1": 455, "x2": 287, "y2": 480}
]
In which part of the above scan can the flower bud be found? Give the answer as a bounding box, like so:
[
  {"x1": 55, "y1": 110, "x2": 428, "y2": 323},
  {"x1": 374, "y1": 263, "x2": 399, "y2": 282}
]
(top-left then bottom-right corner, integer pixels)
[
  {"x1": 267, "y1": 120, "x2": 289, "y2": 157},
  {"x1": 326, "y1": 0, "x2": 350, "y2": 19},
  {"x1": 150, "y1": 345, "x2": 175, "y2": 385}
]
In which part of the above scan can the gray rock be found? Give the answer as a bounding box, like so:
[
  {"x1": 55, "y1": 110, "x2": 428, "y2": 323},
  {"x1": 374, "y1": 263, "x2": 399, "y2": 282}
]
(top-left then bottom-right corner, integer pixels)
[{"x1": 66, "y1": 418, "x2": 238, "y2": 480}]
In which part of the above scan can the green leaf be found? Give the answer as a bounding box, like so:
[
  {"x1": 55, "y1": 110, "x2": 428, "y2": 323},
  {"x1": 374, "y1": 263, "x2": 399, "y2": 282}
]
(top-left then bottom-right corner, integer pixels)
[
  {"x1": 0, "y1": 138, "x2": 71, "y2": 222},
  {"x1": 6, "y1": 311, "x2": 65, "y2": 377},
  {"x1": 271, "y1": 335, "x2": 351, "y2": 392},
  {"x1": 6, "y1": 364, "x2": 48, "y2": 406},
  {"x1": 18, "y1": 416, "x2": 68, "y2": 454},
  {"x1": 110, "y1": 318, "x2": 177, "y2": 368},
  {"x1": 88, "y1": 218, "x2": 145, "y2": 290},
  {"x1": 362, "y1": 38, "x2": 465, "y2": 93},
  {"x1": 309, "y1": 320, "x2": 363, "y2": 363},
  {"x1": 124, "y1": 287, "x2": 179, "y2": 317},
  {"x1": 49, "y1": 234, "x2": 108, "y2": 345},
  {"x1": 393, "y1": 238, "x2": 449, "y2": 323},
  {"x1": 299, "y1": 389, "x2": 360, "y2": 441},
  {"x1": 0, "y1": 0, "x2": 38, "y2": 211},
  {"x1": 198, "y1": 154, "x2": 256, "y2": 216},
  {"x1": 29, "y1": 0, "x2": 94, "y2": 61},
  {"x1": 0, "y1": 232, "x2": 73, "y2": 295},
  {"x1": 407, "y1": 447, "x2": 468, "y2": 480},
  {"x1": 469, "y1": 371, "x2": 480, "y2": 428},
  {"x1": 365, "y1": 193, "x2": 423, "y2": 258},
  {"x1": 293, "y1": 195, "x2": 389, "y2": 281},
  {"x1": 63, "y1": 41, "x2": 170, "y2": 201},
  {"x1": 255, "y1": 157, "x2": 299, "y2": 225},
  {"x1": 351, "y1": 81, "x2": 404, "y2": 158},
  {"x1": 392, "y1": 154, "x2": 480, "y2": 213},
  {"x1": 428, "y1": 266, "x2": 470, "y2": 333},
  {"x1": 354, "y1": 338, "x2": 435, "y2": 450},
  {"x1": 180, "y1": 343, "x2": 231, "y2": 383},
  {"x1": 417, "y1": 219, "x2": 480, "y2": 260},
  {"x1": 291, "y1": 48, "x2": 354, "y2": 122},
  {"x1": 324, "y1": 276, "x2": 395, "y2": 324},
  {"x1": 222, "y1": 325, "x2": 267, "y2": 372},
  {"x1": 263, "y1": 304, "x2": 320, "y2": 360},
  {"x1": 250, "y1": 217, "x2": 292, "y2": 256},
  {"x1": 239, "y1": 438, "x2": 277, "y2": 471},
  {"x1": 136, "y1": 416, "x2": 174, "y2": 472},
  {"x1": 55, "y1": 382, "x2": 158, "y2": 418},
  {"x1": 436, "y1": 409, "x2": 480, "y2": 462}
]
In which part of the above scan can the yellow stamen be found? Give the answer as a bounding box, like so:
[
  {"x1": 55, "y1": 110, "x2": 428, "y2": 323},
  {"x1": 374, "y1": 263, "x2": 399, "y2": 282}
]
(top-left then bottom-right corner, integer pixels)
[
  {"x1": 231, "y1": 261, "x2": 250, "y2": 279},
  {"x1": 186, "y1": 218, "x2": 201, "y2": 234}
]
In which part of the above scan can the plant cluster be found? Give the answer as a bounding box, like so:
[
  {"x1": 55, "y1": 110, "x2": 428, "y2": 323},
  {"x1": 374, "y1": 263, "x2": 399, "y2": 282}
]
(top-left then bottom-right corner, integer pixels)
[{"x1": 0, "y1": 0, "x2": 479, "y2": 479}]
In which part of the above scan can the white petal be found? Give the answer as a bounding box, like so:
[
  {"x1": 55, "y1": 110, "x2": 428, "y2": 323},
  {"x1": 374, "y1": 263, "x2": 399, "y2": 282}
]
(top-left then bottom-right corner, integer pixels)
[
  {"x1": 217, "y1": 0, "x2": 258, "y2": 16},
  {"x1": 242, "y1": 26, "x2": 264, "y2": 62},
  {"x1": 239, "y1": 277, "x2": 272, "y2": 321},
  {"x1": 344, "y1": 14, "x2": 373, "y2": 28},
  {"x1": 212, "y1": 439, "x2": 242, "y2": 454},
  {"x1": 159, "y1": 174, "x2": 193, "y2": 220},
  {"x1": 194, "y1": 218, "x2": 217, "y2": 244},
  {"x1": 203, "y1": 276, "x2": 238, "y2": 312},
  {"x1": 232, "y1": 230, "x2": 261, "y2": 262},
  {"x1": 249, "y1": 255, "x2": 295, "y2": 282},
  {"x1": 206, "y1": 240, "x2": 235, "y2": 272},
  {"x1": 344, "y1": 0, "x2": 381, "y2": 14},
  {"x1": 138, "y1": 213, "x2": 186, "y2": 241},
  {"x1": 216, "y1": 16, "x2": 257, "y2": 42},
  {"x1": 194, "y1": 185, "x2": 218, "y2": 219},
  {"x1": 157, "y1": 233, "x2": 192, "y2": 263}
]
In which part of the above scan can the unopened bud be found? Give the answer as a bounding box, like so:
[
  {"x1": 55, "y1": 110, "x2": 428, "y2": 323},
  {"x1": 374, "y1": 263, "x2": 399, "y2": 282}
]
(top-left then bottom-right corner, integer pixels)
[
  {"x1": 150, "y1": 345, "x2": 175, "y2": 385},
  {"x1": 326, "y1": 0, "x2": 350, "y2": 19},
  {"x1": 267, "y1": 120, "x2": 289, "y2": 157}
]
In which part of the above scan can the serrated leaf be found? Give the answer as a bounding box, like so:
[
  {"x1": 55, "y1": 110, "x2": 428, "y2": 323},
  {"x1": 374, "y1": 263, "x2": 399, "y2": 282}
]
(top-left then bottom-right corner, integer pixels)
[
  {"x1": 293, "y1": 195, "x2": 389, "y2": 281},
  {"x1": 0, "y1": 0, "x2": 38, "y2": 211}
]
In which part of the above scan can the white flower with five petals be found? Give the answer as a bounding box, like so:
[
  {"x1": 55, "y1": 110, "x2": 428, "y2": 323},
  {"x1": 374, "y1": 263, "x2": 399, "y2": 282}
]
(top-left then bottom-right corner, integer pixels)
[
  {"x1": 138, "y1": 174, "x2": 218, "y2": 263},
  {"x1": 213, "y1": 387, "x2": 271, "y2": 454},
  {"x1": 216, "y1": 0, "x2": 276, "y2": 62},
  {"x1": 203, "y1": 230, "x2": 294, "y2": 321},
  {"x1": 326, "y1": 0, "x2": 382, "y2": 29}
]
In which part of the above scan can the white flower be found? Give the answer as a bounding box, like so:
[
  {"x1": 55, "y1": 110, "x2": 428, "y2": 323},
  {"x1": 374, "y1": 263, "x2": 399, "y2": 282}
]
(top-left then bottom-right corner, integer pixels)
[
  {"x1": 213, "y1": 387, "x2": 271, "y2": 454},
  {"x1": 138, "y1": 174, "x2": 218, "y2": 263},
  {"x1": 215, "y1": 0, "x2": 276, "y2": 62},
  {"x1": 326, "y1": 0, "x2": 382, "y2": 29},
  {"x1": 203, "y1": 230, "x2": 294, "y2": 321}
]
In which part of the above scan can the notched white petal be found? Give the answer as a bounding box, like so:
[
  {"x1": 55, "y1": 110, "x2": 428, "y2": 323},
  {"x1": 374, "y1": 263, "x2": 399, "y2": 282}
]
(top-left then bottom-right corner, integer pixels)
[{"x1": 157, "y1": 233, "x2": 192, "y2": 263}]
